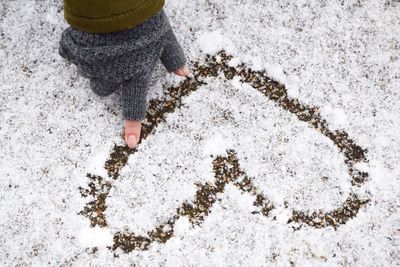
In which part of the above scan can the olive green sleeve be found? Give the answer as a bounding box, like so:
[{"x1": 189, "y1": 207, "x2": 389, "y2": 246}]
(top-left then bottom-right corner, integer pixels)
[{"x1": 64, "y1": 0, "x2": 165, "y2": 33}]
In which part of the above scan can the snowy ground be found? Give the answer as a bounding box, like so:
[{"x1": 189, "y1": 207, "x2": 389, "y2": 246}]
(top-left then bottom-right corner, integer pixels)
[{"x1": 1, "y1": 0, "x2": 399, "y2": 266}]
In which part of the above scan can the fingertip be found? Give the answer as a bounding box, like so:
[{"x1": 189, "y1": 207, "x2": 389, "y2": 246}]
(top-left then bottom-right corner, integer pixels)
[{"x1": 127, "y1": 135, "x2": 138, "y2": 148}]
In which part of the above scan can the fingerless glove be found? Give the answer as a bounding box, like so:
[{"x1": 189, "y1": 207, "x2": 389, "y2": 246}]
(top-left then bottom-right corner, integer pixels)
[{"x1": 59, "y1": 9, "x2": 187, "y2": 120}]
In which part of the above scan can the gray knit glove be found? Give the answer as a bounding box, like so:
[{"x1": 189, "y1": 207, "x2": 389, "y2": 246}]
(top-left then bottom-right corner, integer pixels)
[{"x1": 59, "y1": 9, "x2": 187, "y2": 121}]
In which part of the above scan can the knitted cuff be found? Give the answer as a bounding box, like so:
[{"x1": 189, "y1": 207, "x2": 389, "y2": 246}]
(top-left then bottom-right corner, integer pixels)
[
  {"x1": 90, "y1": 78, "x2": 121, "y2": 97},
  {"x1": 121, "y1": 78, "x2": 150, "y2": 121},
  {"x1": 160, "y1": 29, "x2": 187, "y2": 72},
  {"x1": 58, "y1": 29, "x2": 72, "y2": 62},
  {"x1": 58, "y1": 43, "x2": 69, "y2": 62}
]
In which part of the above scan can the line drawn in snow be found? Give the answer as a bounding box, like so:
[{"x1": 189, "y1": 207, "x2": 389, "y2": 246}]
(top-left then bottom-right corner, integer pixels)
[{"x1": 78, "y1": 51, "x2": 370, "y2": 253}]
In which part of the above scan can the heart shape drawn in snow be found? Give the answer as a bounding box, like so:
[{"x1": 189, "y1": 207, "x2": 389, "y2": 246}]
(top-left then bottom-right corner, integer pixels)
[{"x1": 78, "y1": 51, "x2": 370, "y2": 253}]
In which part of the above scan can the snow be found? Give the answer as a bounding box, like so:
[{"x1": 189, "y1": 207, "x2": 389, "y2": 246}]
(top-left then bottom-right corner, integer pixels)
[
  {"x1": 173, "y1": 217, "x2": 192, "y2": 237},
  {"x1": 85, "y1": 144, "x2": 113, "y2": 178},
  {"x1": 320, "y1": 104, "x2": 348, "y2": 129},
  {"x1": 196, "y1": 29, "x2": 236, "y2": 55},
  {"x1": 1, "y1": 0, "x2": 399, "y2": 266},
  {"x1": 202, "y1": 130, "x2": 235, "y2": 157},
  {"x1": 77, "y1": 225, "x2": 113, "y2": 248}
]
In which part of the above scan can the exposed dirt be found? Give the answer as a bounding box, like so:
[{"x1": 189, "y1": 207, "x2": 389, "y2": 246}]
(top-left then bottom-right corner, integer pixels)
[
  {"x1": 77, "y1": 50, "x2": 370, "y2": 253},
  {"x1": 288, "y1": 194, "x2": 370, "y2": 229},
  {"x1": 78, "y1": 174, "x2": 111, "y2": 227}
]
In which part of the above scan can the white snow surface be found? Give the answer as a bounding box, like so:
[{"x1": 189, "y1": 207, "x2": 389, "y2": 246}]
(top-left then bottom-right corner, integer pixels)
[{"x1": 0, "y1": 0, "x2": 399, "y2": 266}]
